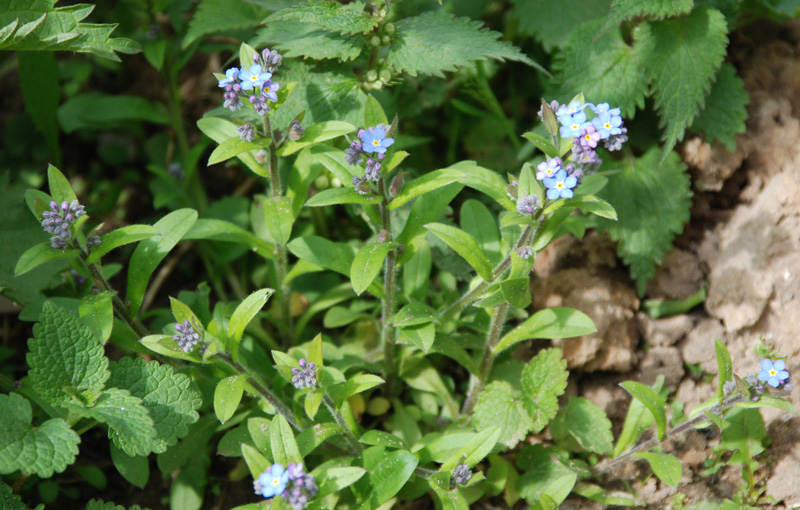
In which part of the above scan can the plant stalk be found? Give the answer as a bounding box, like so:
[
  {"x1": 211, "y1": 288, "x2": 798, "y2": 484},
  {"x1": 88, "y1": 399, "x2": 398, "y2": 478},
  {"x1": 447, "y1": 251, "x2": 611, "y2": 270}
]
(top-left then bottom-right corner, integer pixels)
[
  {"x1": 462, "y1": 302, "x2": 511, "y2": 415},
  {"x1": 378, "y1": 178, "x2": 398, "y2": 395},
  {"x1": 323, "y1": 394, "x2": 364, "y2": 454}
]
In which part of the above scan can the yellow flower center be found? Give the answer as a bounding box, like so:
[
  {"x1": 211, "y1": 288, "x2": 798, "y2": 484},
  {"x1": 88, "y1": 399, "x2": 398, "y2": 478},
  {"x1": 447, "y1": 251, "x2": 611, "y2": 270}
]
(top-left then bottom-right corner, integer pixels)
[
  {"x1": 372, "y1": 140, "x2": 381, "y2": 146},
  {"x1": 557, "y1": 183, "x2": 563, "y2": 189},
  {"x1": 251, "y1": 74, "x2": 259, "y2": 81},
  {"x1": 571, "y1": 124, "x2": 579, "y2": 130},
  {"x1": 770, "y1": 369, "x2": 777, "y2": 376},
  {"x1": 604, "y1": 122, "x2": 611, "y2": 129},
  {"x1": 272, "y1": 478, "x2": 280, "y2": 486}
]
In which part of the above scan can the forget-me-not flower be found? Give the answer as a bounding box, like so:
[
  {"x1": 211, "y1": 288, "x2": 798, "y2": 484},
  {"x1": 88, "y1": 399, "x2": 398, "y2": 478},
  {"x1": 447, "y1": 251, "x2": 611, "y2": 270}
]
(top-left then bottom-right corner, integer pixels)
[
  {"x1": 217, "y1": 68, "x2": 238, "y2": 87},
  {"x1": 255, "y1": 463, "x2": 290, "y2": 498},
  {"x1": 758, "y1": 359, "x2": 790, "y2": 388},
  {"x1": 239, "y1": 64, "x2": 271, "y2": 91},
  {"x1": 360, "y1": 126, "x2": 394, "y2": 154},
  {"x1": 591, "y1": 111, "x2": 623, "y2": 139},
  {"x1": 559, "y1": 111, "x2": 590, "y2": 139},
  {"x1": 544, "y1": 170, "x2": 578, "y2": 200},
  {"x1": 536, "y1": 157, "x2": 562, "y2": 181}
]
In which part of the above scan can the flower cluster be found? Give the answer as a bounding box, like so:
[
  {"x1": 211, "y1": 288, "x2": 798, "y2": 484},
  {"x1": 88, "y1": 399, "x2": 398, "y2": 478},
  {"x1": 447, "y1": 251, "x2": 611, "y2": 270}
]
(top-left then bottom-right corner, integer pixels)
[
  {"x1": 173, "y1": 320, "x2": 201, "y2": 353},
  {"x1": 254, "y1": 462, "x2": 317, "y2": 510},
  {"x1": 291, "y1": 358, "x2": 317, "y2": 390},
  {"x1": 216, "y1": 47, "x2": 282, "y2": 117},
  {"x1": 41, "y1": 200, "x2": 86, "y2": 249},
  {"x1": 451, "y1": 463, "x2": 472, "y2": 486},
  {"x1": 344, "y1": 125, "x2": 395, "y2": 192},
  {"x1": 556, "y1": 100, "x2": 627, "y2": 176}
]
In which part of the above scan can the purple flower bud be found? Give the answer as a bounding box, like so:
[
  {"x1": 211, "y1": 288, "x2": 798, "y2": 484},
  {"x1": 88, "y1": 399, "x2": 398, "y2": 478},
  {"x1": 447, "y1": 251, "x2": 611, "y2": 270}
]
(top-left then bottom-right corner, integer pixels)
[
  {"x1": 365, "y1": 159, "x2": 381, "y2": 182},
  {"x1": 173, "y1": 320, "x2": 201, "y2": 353},
  {"x1": 451, "y1": 463, "x2": 472, "y2": 486},
  {"x1": 291, "y1": 358, "x2": 317, "y2": 390},
  {"x1": 352, "y1": 176, "x2": 371, "y2": 195},
  {"x1": 345, "y1": 148, "x2": 362, "y2": 166},
  {"x1": 289, "y1": 120, "x2": 305, "y2": 141},
  {"x1": 516, "y1": 194, "x2": 541, "y2": 215},
  {"x1": 517, "y1": 246, "x2": 534, "y2": 260},
  {"x1": 237, "y1": 124, "x2": 256, "y2": 142}
]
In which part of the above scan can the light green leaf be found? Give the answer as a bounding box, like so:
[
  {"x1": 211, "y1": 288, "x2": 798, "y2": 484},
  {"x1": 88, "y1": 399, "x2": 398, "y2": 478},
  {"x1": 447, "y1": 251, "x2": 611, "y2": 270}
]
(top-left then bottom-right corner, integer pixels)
[
  {"x1": 247, "y1": 417, "x2": 272, "y2": 458},
  {"x1": 0, "y1": 393, "x2": 79, "y2": 477},
  {"x1": 494, "y1": 307, "x2": 596, "y2": 354},
  {"x1": 620, "y1": 381, "x2": 667, "y2": 440},
  {"x1": 277, "y1": 121, "x2": 356, "y2": 156},
  {"x1": 455, "y1": 161, "x2": 516, "y2": 212},
  {"x1": 241, "y1": 443, "x2": 270, "y2": 480},
  {"x1": 317, "y1": 466, "x2": 367, "y2": 498},
  {"x1": 197, "y1": 118, "x2": 267, "y2": 178},
  {"x1": 79, "y1": 292, "x2": 113, "y2": 344},
  {"x1": 521, "y1": 348, "x2": 569, "y2": 433},
  {"x1": 364, "y1": 95, "x2": 389, "y2": 127},
  {"x1": 389, "y1": 167, "x2": 465, "y2": 209},
  {"x1": 296, "y1": 423, "x2": 343, "y2": 457},
  {"x1": 335, "y1": 374, "x2": 384, "y2": 408},
  {"x1": 614, "y1": 376, "x2": 664, "y2": 456},
  {"x1": 424, "y1": 223, "x2": 493, "y2": 281},
  {"x1": 183, "y1": 218, "x2": 275, "y2": 260},
  {"x1": 517, "y1": 444, "x2": 577, "y2": 506},
  {"x1": 736, "y1": 395, "x2": 798, "y2": 414},
  {"x1": 266, "y1": 0, "x2": 379, "y2": 35},
  {"x1": 262, "y1": 196, "x2": 294, "y2": 245},
  {"x1": 719, "y1": 407, "x2": 767, "y2": 467},
  {"x1": 47, "y1": 165, "x2": 76, "y2": 204},
  {"x1": 305, "y1": 187, "x2": 381, "y2": 207},
  {"x1": 500, "y1": 277, "x2": 531, "y2": 309},
  {"x1": 228, "y1": 288, "x2": 274, "y2": 345},
  {"x1": 213, "y1": 375, "x2": 246, "y2": 424},
  {"x1": 472, "y1": 381, "x2": 533, "y2": 450},
  {"x1": 14, "y1": 242, "x2": 77, "y2": 276},
  {"x1": 85, "y1": 225, "x2": 159, "y2": 263},
  {"x1": 461, "y1": 199, "x2": 501, "y2": 265},
  {"x1": 287, "y1": 236, "x2": 355, "y2": 276},
  {"x1": 691, "y1": 63, "x2": 749, "y2": 151},
  {"x1": 350, "y1": 241, "x2": 393, "y2": 295},
  {"x1": 634, "y1": 452, "x2": 681, "y2": 486},
  {"x1": 431, "y1": 485, "x2": 469, "y2": 510},
  {"x1": 397, "y1": 323, "x2": 435, "y2": 352},
  {"x1": 395, "y1": 183, "x2": 464, "y2": 265},
  {"x1": 359, "y1": 430, "x2": 405, "y2": 449},
  {"x1": 441, "y1": 426, "x2": 501, "y2": 472},
  {"x1": 208, "y1": 136, "x2": 270, "y2": 166},
  {"x1": 603, "y1": 0, "x2": 693, "y2": 32},
  {"x1": 270, "y1": 415, "x2": 302, "y2": 466},
  {"x1": 393, "y1": 302, "x2": 436, "y2": 327},
  {"x1": 714, "y1": 338, "x2": 733, "y2": 401},
  {"x1": 359, "y1": 447, "x2": 419, "y2": 510},
  {"x1": 562, "y1": 397, "x2": 614, "y2": 455},
  {"x1": 140, "y1": 335, "x2": 209, "y2": 364}
]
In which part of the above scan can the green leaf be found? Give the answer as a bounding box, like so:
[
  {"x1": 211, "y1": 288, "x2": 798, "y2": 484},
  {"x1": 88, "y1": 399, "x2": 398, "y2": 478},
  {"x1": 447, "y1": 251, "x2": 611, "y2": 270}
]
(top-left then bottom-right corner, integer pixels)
[
  {"x1": 736, "y1": 395, "x2": 798, "y2": 414},
  {"x1": 714, "y1": 338, "x2": 733, "y2": 401},
  {"x1": 85, "y1": 225, "x2": 159, "y2": 264},
  {"x1": 456, "y1": 161, "x2": 516, "y2": 212},
  {"x1": 614, "y1": 376, "x2": 664, "y2": 456},
  {"x1": 213, "y1": 375, "x2": 246, "y2": 424},
  {"x1": 473, "y1": 381, "x2": 534, "y2": 450},
  {"x1": 28, "y1": 301, "x2": 109, "y2": 406},
  {"x1": 0, "y1": 393, "x2": 79, "y2": 477},
  {"x1": 521, "y1": 348, "x2": 569, "y2": 433},
  {"x1": 335, "y1": 374, "x2": 384, "y2": 408},
  {"x1": 441, "y1": 426, "x2": 502, "y2": 472},
  {"x1": 389, "y1": 167, "x2": 465, "y2": 209},
  {"x1": 360, "y1": 447, "x2": 419, "y2": 510},
  {"x1": 603, "y1": 0, "x2": 693, "y2": 32},
  {"x1": 719, "y1": 407, "x2": 766, "y2": 467},
  {"x1": 517, "y1": 444, "x2": 577, "y2": 505},
  {"x1": 562, "y1": 397, "x2": 614, "y2": 455},
  {"x1": 317, "y1": 466, "x2": 367, "y2": 498},
  {"x1": 364, "y1": 95, "x2": 389, "y2": 127},
  {"x1": 461, "y1": 199, "x2": 501, "y2": 265},
  {"x1": 208, "y1": 136, "x2": 270, "y2": 166},
  {"x1": 511, "y1": 0, "x2": 612, "y2": 50},
  {"x1": 359, "y1": 430, "x2": 405, "y2": 449},
  {"x1": 620, "y1": 381, "x2": 667, "y2": 440},
  {"x1": 127, "y1": 209, "x2": 198, "y2": 315},
  {"x1": 140, "y1": 334, "x2": 209, "y2": 364},
  {"x1": 386, "y1": 12, "x2": 542, "y2": 77},
  {"x1": 197, "y1": 118, "x2": 267, "y2": 178},
  {"x1": 350, "y1": 242, "x2": 393, "y2": 296},
  {"x1": 183, "y1": 0, "x2": 264, "y2": 47},
  {"x1": 228, "y1": 288, "x2": 274, "y2": 346},
  {"x1": 288, "y1": 236, "x2": 354, "y2": 276},
  {"x1": 58, "y1": 94, "x2": 168, "y2": 133},
  {"x1": 267, "y1": 0, "x2": 379, "y2": 35},
  {"x1": 296, "y1": 423, "x2": 343, "y2": 457},
  {"x1": 183, "y1": 218, "x2": 275, "y2": 260},
  {"x1": 18, "y1": 51, "x2": 60, "y2": 163},
  {"x1": 633, "y1": 452, "x2": 681, "y2": 486},
  {"x1": 254, "y1": 20, "x2": 364, "y2": 62},
  {"x1": 278, "y1": 121, "x2": 356, "y2": 156},
  {"x1": 398, "y1": 323, "x2": 436, "y2": 353},
  {"x1": 109, "y1": 444, "x2": 149, "y2": 489},
  {"x1": 305, "y1": 187, "x2": 381, "y2": 207},
  {"x1": 424, "y1": 223, "x2": 493, "y2": 281},
  {"x1": 84, "y1": 499, "x2": 149, "y2": 510},
  {"x1": 14, "y1": 242, "x2": 77, "y2": 276},
  {"x1": 596, "y1": 148, "x2": 692, "y2": 295},
  {"x1": 635, "y1": 7, "x2": 729, "y2": 157},
  {"x1": 79, "y1": 292, "x2": 113, "y2": 344},
  {"x1": 270, "y1": 415, "x2": 302, "y2": 466},
  {"x1": 395, "y1": 183, "x2": 464, "y2": 265},
  {"x1": 494, "y1": 307, "x2": 596, "y2": 354},
  {"x1": 247, "y1": 417, "x2": 272, "y2": 458},
  {"x1": 394, "y1": 302, "x2": 436, "y2": 327},
  {"x1": 47, "y1": 165, "x2": 76, "y2": 204},
  {"x1": 690, "y1": 63, "x2": 749, "y2": 151},
  {"x1": 262, "y1": 196, "x2": 294, "y2": 246},
  {"x1": 431, "y1": 486, "x2": 469, "y2": 510},
  {"x1": 500, "y1": 277, "x2": 531, "y2": 309},
  {"x1": 241, "y1": 443, "x2": 270, "y2": 480},
  {"x1": 552, "y1": 20, "x2": 648, "y2": 119}
]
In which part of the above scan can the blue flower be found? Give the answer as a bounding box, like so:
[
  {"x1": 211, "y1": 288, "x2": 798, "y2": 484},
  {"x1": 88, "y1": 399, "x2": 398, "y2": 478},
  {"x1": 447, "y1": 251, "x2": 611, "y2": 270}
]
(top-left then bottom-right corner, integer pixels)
[
  {"x1": 218, "y1": 67, "x2": 238, "y2": 88},
  {"x1": 589, "y1": 102, "x2": 621, "y2": 117},
  {"x1": 556, "y1": 100, "x2": 588, "y2": 120},
  {"x1": 758, "y1": 359, "x2": 789, "y2": 388},
  {"x1": 591, "y1": 111, "x2": 623, "y2": 139},
  {"x1": 255, "y1": 463, "x2": 290, "y2": 498},
  {"x1": 238, "y1": 64, "x2": 271, "y2": 91},
  {"x1": 360, "y1": 126, "x2": 394, "y2": 154},
  {"x1": 558, "y1": 111, "x2": 590, "y2": 139},
  {"x1": 543, "y1": 170, "x2": 577, "y2": 200},
  {"x1": 536, "y1": 157, "x2": 562, "y2": 181}
]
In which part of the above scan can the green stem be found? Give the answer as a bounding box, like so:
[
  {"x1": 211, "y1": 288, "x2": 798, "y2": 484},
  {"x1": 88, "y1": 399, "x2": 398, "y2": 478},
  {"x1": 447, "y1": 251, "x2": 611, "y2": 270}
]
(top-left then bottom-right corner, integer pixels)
[
  {"x1": 323, "y1": 394, "x2": 364, "y2": 454},
  {"x1": 462, "y1": 302, "x2": 510, "y2": 415},
  {"x1": 81, "y1": 254, "x2": 150, "y2": 339},
  {"x1": 378, "y1": 178, "x2": 398, "y2": 395}
]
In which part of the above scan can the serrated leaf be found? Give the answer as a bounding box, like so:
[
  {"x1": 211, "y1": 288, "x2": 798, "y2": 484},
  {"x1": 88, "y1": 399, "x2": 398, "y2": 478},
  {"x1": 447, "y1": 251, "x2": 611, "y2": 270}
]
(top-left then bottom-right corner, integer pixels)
[
  {"x1": 620, "y1": 381, "x2": 667, "y2": 440},
  {"x1": 634, "y1": 452, "x2": 681, "y2": 486},
  {"x1": 350, "y1": 241, "x2": 393, "y2": 295},
  {"x1": 472, "y1": 381, "x2": 533, "y2": 449},
  {"x1": 596, "y1": 148, "x2": 692, "y2": 295},
  {"x1": 603, "y1": 0, "x2": 693, "y2": 32},
  {"x1": 562, "y1": 397, "x2": 614, "y2": 455},
  {"x1": 690, "y1": 63, "x2": 749, "y2": 151},
  {"x1": 522, "y1": 348, "x2": 568, "y2": 433},
  {"x1": 494, "y1": 307, "x2": 596, "y2": 354},
  {"x1": 28, "y1": 301, "x2": 109, "y2": 406},
  {"x1": 635, "y1": 7, "x2": 728, "y2": 157},
  {"x1": 85, "y1": 225, "x2": 159, "y2": 264},
  {"x1": 127, "y1": 209, "x2": 198, "y2": 315},
  {"x1": 0, "y1": 393, "x2": 79, "y2": 477},
  {"x1": 552, "y1": 20, "x2": 648, "y2": 119},
  {"x1": 267, "y1": 0, "x2": 378, "y2": 35},
  {"x1": 270, "y1": 415, "x2": 302, "y2": 466},
  {"x1": 183, "y1": 0, "x2": 264, "y2": 47},
  {"x1": 424, "y1": 223, "x2": 493, "y2": 281},
  {"x1": 254, "y1": 20, "x2": 364, "y2": 62},
  {"x1": 517, "y1": 444, "x2": 577, "y2": 505},
  {"x1": 387, "y1": 12, "x2": 541, "y2": 77},
  {"x1": 511, "y1": 0, "x2": 612, "y2": 50}
]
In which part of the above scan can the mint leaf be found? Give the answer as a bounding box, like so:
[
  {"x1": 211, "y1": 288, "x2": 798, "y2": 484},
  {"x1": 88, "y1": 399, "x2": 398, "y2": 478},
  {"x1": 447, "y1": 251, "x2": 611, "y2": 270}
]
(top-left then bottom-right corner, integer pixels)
[
  {"x1": 472, "y1": 381, "x2": 533, "y2": 449},
  {"x1": 521, "y1": 348, "x2": 568, "y2": 433},
  {"x1": 511, "y1": 0, "x2": 611, "y2": 50},
  {"x1": 635, "y1": 7, "x2": 728, "y2": 156},
  {"x1": 109, "y1": 358, "x2": 202, "y2": 454},
  {"x1": 65, "y1": 388, "x2": 156, "y2": 457},
  {"x1": 183, "y1": 0, "x2": 265, "y2": 47},
  {"x1": 1, "y1": 482, "x2": 42, "y2": 510},
  {"x1": 267, "y1": 0, "x2": 378, "y2": 35},
  {"x1": 561, "y1": 397, "x2": 614, "y2": 455},
  {"x1": 602, "y1": 0, "x2": 693, "y2": 33},
  {"x1": 0, "y1": 393, "x2": 80, "y2": 477},
  {"x1": 596, "y1": 148, "x2": 691, "y2": 295},
  {"x1": 28, "y1": 301, "x2": 110, "y2": 407},
  {"x1": 255, "y1": 20, "x2": 364, "y2": 62},
  {"x1": 85, "y1": 499, "x2": 149, "y2": 510},
  {"x1": 552, "y1": 20, "x2": 648, "y2": 118},
  {"x1": 690, "y1": 63, "x2": 749, "y2": 151},
  {"x1": 387, "y1": 11, "x2": 540, "y2": 77}
]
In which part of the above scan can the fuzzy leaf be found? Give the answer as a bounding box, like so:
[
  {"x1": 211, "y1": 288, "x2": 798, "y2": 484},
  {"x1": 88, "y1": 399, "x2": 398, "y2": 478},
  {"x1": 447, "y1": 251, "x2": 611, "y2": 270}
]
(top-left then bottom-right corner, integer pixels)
[
  {"x1": 511, "y1": 0, "x2": 612, "y2": 50},
  {"x1": 277, "y1": 121, "x2": 356, "y2": 156},
  {"x1": 561, "y1": 397, "x2": 614, "y2": 455},
  {"x1": 350, "y1": 242, "x2": 394, "y2": 296},
  {"x1": 266, "y1": 0, "x2": 378, "y2": 35},
  {"x1": 85, "y1": 225, "x2": 159, "y2": 264},
  {"x1": 360, "y1": 447, "x2": 419, "y2": 509},
  {"x1": 85, "y1": 499, "x2": 148, "y2": 510},
  {"x1": 633, "y1": 452, "x2": 681, "y2": 486},
  {"x1": 596, "y1": 148, "x2": 692, "y2": 295},
  {"x1": 552, "y1": 20, "x2": 648, "y2": 118},
  {"x1": 472, "y1": 381, "x2": 534, "y2": 449},
  {"x1": 517, "y1": 444, "x2": 577, "y2": 506},
  {"x1": 197, "y1": 118, "x2": 266, "y2": 178},
  {"x1": 719, "y1": 407, "x2": 766, "y2": 467},
  {"x1": 494, "y1": 307, "x2": 596, "y2": 354},
  {"x1": 424, "y1": 223, "x2": 493, "y2": 281},
  {"x1": 28, "y1": 301, "x2": 109, "y2": 407},
  {"x1": 254, "y1": 20, "x2": 364, "y2": 62},
  {"x1": 602, "y1": 0, "x2": 693, "y2": 32},
  {"x1": 620, "y1": 381, "x2": 667, "y2": 440},
  {"x1": 0, "y1": 393, "x2": 79, "y2": 477},
  {"x1": 635, "y1": 7, "x2": 728, "y2": 157},
  {"x1": 386, "y1": 12, "x2": 541, "y2": 77},
  {"x1": 109, "y1": 358, "x2": 201, "y2": 454},
  {"x1": 521, "y1": 348, "x2": 568, "y2": 433},
  {"x1": 690, "y1": 63, "x2": 749, "y2": 151},
  {"x1": 183, "y1": 0, "x2": 264, "y2": 47}
]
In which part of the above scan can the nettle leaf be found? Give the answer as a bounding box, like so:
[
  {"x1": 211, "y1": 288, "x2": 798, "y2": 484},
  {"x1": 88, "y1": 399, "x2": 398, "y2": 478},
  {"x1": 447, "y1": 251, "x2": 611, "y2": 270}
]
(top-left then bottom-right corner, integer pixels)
[
  {"x1": 521, "y1": 348, "x2": 568, "y2": 433},
  {"x1": 552, "y1": 20, "x2": 648, "y2": 119},
  {"x1": 561, "y1": 397, "x2": 614, "y2": 455},
  {"x1": 511, "y1": 0, "x2": 612, "y2": 50},
  {"x1": 596, "y1": 148, "x2": 692, "y2": 295},
  {"x1": 602, "y1": 0, "x2": 693, "y2": 33},
  {"x1": 472, "y1": 381, "x2": 533, "y2": 450},
  {"x1": 183, "y1": 0, "x2": 264, "y2": 47},
  {"x1": 690, "y1": 63, "x2": 749, "y2": 151},
  {"x1": 517, "y1": 444, "x2": 577, "y2": 506},
  {"x1": 387, "y1": 11, "x2": 541, "y2": 78},
  {"x1": 635, "y1": 7, "x2": 728, "y2": 157},
  {"x1": 266, "y1": 0, "x2": 378, "y2": 35},
  {"x1": 0, "y1": 393, "x2": 79, "y2": 478},
  {"x1": 109, "y1": 358, "x2": 201, "y2": 454},
  {"x1": 1, "y1": 481, "x2": 42, "y2": 510},
  {"x1": 254, "y1": 20, "x2": 364, "y2": 62},
  {"x1": 28, "y1": 302, "x2": 109, "y2": 407}
]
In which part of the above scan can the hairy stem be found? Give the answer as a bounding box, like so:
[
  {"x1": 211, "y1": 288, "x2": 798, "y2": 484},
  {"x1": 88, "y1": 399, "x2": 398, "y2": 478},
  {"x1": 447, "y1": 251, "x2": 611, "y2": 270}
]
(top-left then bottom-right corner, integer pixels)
[
  {"x1": 323, "y1": 394, "x2": 364, "y2": 454},
  {"x1": 378, "y1": 178, "x2": 398, "y2": 395},
  {"x1": 81, "y1": 254, "x2": 150, "y2": 339},
  {"x1": 462, "y1": 302, "x2": 511, "y2": 415}
]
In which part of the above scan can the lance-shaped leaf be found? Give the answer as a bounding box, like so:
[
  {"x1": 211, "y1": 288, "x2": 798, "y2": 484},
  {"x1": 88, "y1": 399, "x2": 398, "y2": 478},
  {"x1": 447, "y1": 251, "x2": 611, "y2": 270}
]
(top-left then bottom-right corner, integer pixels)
[
  {"x1": 277, "y1": 121, "x2": 356, "y2": 156},
  {"x1": 305, "y1": 188, "x2": 381, "y2": 207},
  {"x1": 335, "y1": 374, "x2": 385, "y2": 408},
  {"x1": 389, "y1": 167, "x2": 465, "y2": 209},
  {"x1": 424, "y1": 223, "x2": 493, "y2": 281},
  {"x1": 15, "y1": 242, "x2": 77, "y2": 276},
  {"x1": 270, "y1": 415, "x2": 302, "y2": 466},
  {"x1": 197, "y1": 117, "x2": 267, "y2": 178},
  {"x1": 494, "y1": 307, "x2": 596, "y2": 354},
  {"x1": 714, "y1": 338, "x2": 733, "y2": 401},
  {"x1": 86, "y1": 225, "x2": 159, "y2": 263},
  {"x1": 350, "y1": 241, "x2": 394, "y2": 295},
  {"x1": 633, "y1": 452, "x2": 681, "y2": 486},
  {"x1": 79, "y1": 292, "x2": 113, "y2": 344},
  {"x1": 620, "y1": 381, "x2": 667, "y2": 440},
  {"x1": 214, "y1": 375, "x2": 246, "y2": 424},
  {"x1": 208, "y1": 135, "x2": 271, "y2": 166},
  {"x1": 614, "y1": 376, "x2": 664, "y2": 456},
  {"x1": 262, "y1": 196, "x2": 294, "y2": 246},
  {"x1": 228, "y1": 288, "x2": 275, "y2": 347},
  {"x1": 184, "y1": 218, "x2": 276, "y2": 260},
  {"x1": 360, "y1": 447, "x2": 419, "y2": 510},
  {"x1": 440, "y1": 426, "x2": 501, "y2": 472},
  {"x1": 296, "y1": 423, "x2": 343, "y2": 457}
]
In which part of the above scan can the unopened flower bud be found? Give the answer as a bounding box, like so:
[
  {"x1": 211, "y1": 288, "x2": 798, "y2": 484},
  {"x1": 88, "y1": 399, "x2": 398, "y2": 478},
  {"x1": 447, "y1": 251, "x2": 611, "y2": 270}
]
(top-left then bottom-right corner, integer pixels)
[
  {"x1": 389, "y1": 172, "x2": 404, "y2": 196},
  {"x1": 541, "y1": 99, "x2": 559, "y2": 138},
  {"x1": 289, "y1": 120, "x2": 305, "y2": 141},
  {"x1": 370, "y1": 35, "x2": 381, "y2": 47},
  {"x1": 384, "y1": 23, "x2": 395, "y2": 34}
]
